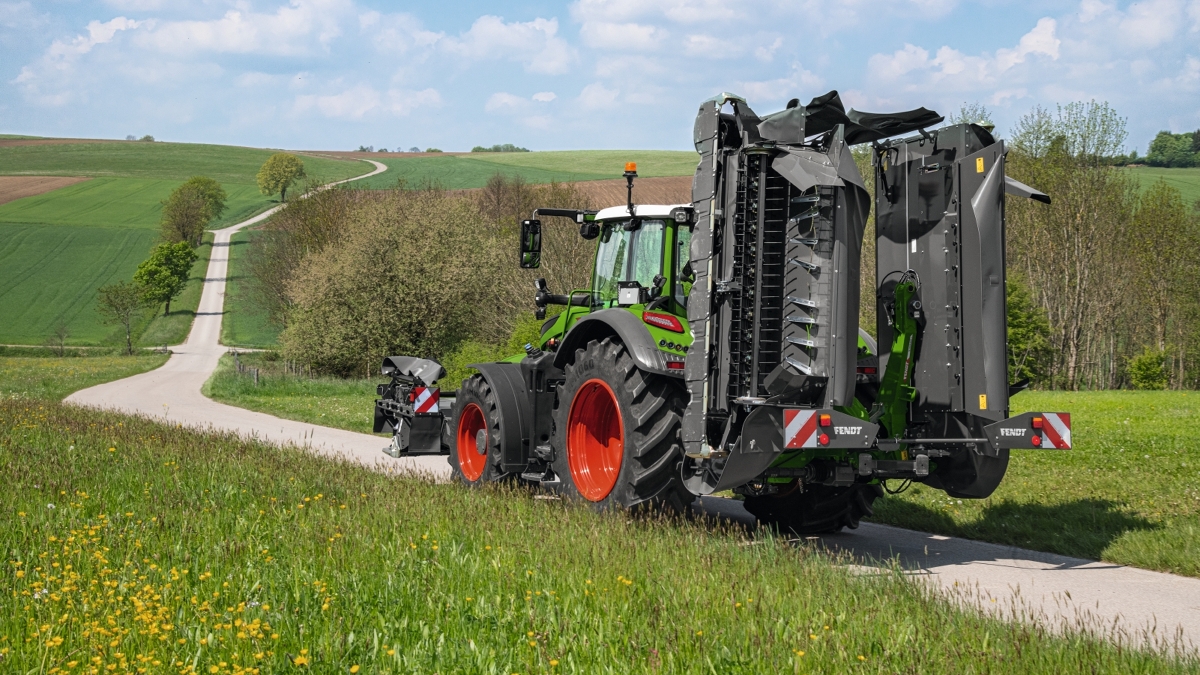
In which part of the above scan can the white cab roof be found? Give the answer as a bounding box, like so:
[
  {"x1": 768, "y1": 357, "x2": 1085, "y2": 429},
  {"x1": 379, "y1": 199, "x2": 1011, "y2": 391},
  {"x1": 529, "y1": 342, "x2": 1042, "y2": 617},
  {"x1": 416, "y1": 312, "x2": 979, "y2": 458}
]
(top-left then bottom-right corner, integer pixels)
[{"x1": 594, "y1": 203, "x2": 691, "y2": 221}]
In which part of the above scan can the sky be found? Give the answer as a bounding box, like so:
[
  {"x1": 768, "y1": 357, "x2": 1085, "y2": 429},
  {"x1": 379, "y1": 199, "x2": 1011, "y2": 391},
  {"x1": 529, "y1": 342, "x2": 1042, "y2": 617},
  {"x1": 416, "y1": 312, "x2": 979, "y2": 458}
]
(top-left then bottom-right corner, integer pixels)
[{"x1": 1, "y1": 0, "x2": 1197, "y2": 153}]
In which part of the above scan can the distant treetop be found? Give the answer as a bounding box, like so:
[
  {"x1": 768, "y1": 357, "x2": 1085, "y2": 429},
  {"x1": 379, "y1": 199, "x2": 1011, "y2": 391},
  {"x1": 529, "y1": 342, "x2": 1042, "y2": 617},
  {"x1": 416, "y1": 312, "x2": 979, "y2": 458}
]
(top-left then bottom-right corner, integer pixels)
[{"x1": 472, "y1": 144, "x2": 530, "y2": 153}]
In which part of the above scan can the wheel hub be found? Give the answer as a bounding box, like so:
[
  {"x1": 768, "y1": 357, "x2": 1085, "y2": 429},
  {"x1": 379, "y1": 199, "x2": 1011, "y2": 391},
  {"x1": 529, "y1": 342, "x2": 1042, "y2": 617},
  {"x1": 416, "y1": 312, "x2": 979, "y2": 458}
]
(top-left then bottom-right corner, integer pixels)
[{"x1": 567, "y1": 378, "x2": 624, "y2": 501}]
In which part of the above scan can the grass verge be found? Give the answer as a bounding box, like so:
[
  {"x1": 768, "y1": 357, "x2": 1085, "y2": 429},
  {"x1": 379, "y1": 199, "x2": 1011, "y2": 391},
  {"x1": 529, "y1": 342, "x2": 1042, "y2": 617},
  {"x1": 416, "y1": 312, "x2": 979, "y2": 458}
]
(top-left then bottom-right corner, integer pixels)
[
  {"x1": 221, "y1": 230, "x2": 281, "y2": 348},
  {"x1": 0, "y1": 353, "x2": 167, "y2": 400},
  {"x1": 204, "y1": 353, "x2": 383, "y2": 434},
  {"x1": 2, "y1": 397, "x2": 1195, "y2": 674},
  {"x1": 869, "y1": 391, "x2": 1200, "y2": 577}
]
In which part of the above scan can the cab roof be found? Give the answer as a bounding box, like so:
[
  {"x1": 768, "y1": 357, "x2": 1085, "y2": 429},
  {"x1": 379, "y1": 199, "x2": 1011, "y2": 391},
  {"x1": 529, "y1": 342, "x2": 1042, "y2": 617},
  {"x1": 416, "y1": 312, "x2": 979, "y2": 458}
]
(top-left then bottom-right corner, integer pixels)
[{"x1": 594, "y1": 203, "x2": 691, "y2": 221}]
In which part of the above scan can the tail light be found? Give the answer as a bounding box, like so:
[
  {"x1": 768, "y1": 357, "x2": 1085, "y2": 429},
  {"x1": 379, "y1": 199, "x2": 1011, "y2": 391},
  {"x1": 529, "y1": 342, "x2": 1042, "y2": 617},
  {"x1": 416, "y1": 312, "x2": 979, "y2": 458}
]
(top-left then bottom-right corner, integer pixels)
[
  {"x1": 856, "y1": 367, "x2": 877, "y2": 374},
  {"x1": 1031, "y1": 434, "x2": 1042, "y2": 447},
  {"x1": 819, "y1": 414, "x2": 832, "y2": 427},
  {"x1": 643, "y1": 311, "x2": 684, "y2": 333},
  {"x1": 1032, "y1": 416, "x2": 1044, "y2": 429},
  {"x1": 818, "y1": 433, "x2": 829, "y2": 446}
]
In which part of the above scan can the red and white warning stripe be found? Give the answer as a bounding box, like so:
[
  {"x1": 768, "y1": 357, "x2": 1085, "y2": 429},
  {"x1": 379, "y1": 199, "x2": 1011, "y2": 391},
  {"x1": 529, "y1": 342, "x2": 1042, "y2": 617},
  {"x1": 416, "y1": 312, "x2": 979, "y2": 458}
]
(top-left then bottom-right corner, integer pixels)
[
  {"x1": 412, "y1": 387, "x2": 439, "y2": 414},
  {"x1": 1039, "y1": 412, "x2": 1071, "y2": 449},
  {"x1": 784, "y1": 409, "x2": 818, "y2": 449}
]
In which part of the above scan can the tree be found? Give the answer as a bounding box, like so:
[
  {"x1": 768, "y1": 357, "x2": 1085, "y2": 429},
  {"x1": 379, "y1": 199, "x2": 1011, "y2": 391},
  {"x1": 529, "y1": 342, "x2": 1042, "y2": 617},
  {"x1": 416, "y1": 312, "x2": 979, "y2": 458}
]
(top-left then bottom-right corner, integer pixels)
[
  {"x1": 134, "y1": 242, "x2": 197, "y2": 314},
  {"x1": 1006, "y1": 278, "x2": 1052, "y2": 385},
  {"x1": 96, "y1": 281, "x2": 148, "y2": 355},
  {"x1": 180, "y1": 176, "x2": 227, "y2": 221},
  {"x1": 945, "y1": 102, "x2": 993, "y2": 127},
  {"x1": 257, "y1": 153, "x2": 306, "y2": 202},
  {"x1": 46, "y1": 324, "x2": 69, "y2": 356},
  {"x1": 139, "y1": 135, "x2": 154, "y2": 142},
  {"x1": 1146, "y1": 131, "x2": 1198, "y2": 167},
  {"x1": 160, "y1": 183, "x2": 212, "y2": 245}
]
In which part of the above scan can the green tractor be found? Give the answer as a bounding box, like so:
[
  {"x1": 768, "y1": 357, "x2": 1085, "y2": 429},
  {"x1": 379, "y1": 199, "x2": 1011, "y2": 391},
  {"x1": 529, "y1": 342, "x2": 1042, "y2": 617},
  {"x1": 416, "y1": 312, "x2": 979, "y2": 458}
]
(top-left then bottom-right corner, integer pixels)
[{"x1": 373, "y1": 90, "x2": 1071, "y2": 533}]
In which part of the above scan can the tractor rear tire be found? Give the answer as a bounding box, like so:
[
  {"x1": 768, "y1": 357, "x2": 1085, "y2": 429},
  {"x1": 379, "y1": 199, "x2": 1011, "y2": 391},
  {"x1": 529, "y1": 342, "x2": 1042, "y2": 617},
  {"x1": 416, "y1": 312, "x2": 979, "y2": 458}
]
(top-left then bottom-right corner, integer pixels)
[
  {"x1": 449, "y1": 374, "x2": 507, "y2": 485},
  {"x1": 550, "y1": 338, "x2": 691, "y2": 512},
  {"x1": 743, "y1": 483, "x2": 883, "y2": 534}
]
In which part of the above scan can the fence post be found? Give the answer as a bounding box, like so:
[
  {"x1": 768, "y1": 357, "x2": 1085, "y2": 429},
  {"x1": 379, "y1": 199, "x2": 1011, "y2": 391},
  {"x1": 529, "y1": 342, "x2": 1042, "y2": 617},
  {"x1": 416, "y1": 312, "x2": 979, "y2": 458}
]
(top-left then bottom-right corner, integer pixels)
[{"x1": 253, "y1": 368, "x2": 259, "y2": 386}]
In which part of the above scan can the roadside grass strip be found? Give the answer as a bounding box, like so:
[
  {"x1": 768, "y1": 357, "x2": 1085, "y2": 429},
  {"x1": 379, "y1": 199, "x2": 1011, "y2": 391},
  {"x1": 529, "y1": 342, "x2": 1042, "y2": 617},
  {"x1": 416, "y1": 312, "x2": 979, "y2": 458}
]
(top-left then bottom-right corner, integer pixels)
[
  {"x1": 0, "y1": 354, "x2": 167, "y2": 400},
  {"x1": 2, "y1": 398, "x2": 1196, "y2": 674},
  {"x1": 202, "y1": 360, "x2": 1200, "y2": 580},
  {"x1": 220, "y1": 231, "x2": 281, "y2": 349},
  {"x1": 870, "y1": 391, "x2": 1200, "y2": 577}
]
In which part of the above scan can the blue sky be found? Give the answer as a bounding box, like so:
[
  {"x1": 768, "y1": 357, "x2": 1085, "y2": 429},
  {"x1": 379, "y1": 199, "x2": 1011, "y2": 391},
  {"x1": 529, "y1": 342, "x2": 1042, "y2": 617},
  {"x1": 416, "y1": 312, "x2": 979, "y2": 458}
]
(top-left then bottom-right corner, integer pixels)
[{"x1": 2, "y1": 0, "x2": 1197, "y2": 152}]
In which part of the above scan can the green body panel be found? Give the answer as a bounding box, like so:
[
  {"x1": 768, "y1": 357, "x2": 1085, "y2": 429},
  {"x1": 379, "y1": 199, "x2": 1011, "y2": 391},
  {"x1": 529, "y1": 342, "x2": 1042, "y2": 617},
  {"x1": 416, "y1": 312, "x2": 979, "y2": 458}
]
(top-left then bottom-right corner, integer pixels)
[{"x1": 873, "y1": 280, "x2": 919, "y2": 440}]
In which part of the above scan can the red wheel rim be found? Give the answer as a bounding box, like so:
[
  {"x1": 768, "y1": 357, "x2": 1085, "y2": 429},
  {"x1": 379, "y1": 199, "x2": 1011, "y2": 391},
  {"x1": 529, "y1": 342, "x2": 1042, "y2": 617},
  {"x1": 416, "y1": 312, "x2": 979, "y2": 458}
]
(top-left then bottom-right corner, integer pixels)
[
  {"x1": 567, "y1": 378, "x2": 624, "y2": 501},
  {"x1": 456, "y1": 402, "x2": 488, "y2": 481}
]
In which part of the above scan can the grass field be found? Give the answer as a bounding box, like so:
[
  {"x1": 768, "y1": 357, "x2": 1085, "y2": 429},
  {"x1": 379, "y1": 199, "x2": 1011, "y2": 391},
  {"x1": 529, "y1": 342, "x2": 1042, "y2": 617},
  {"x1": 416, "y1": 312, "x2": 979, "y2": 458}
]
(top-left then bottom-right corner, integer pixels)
[
  {"x1": 2, "y1": 397, "x2": 1194, "y2": 674},
  {"x1": 221, "y1": 230, "x2": 281, "y2": 348},
  {"x1": 1129, "y1": 166, "x2": 1200, "y2": 207},
  {"x1": 201, "y1": 367, "x2": 1200, "y2": 577},
  {"x1": 0, "y1": 139, "x2": 369, "y2": 347},
  {"x1": 0, "y1": 140, "x2": 366, "y2": 184},
  {"x1": 0, "y1": 353, "x2": 166, "y2": 400},
  {"x1": 869, "y1": 391, "x2": 1200, "y2": 576},
  {"x1": 0, "y1": 223, "x2": 158, "y2": 345},
  {"x1": 137, "y1": 233, "x2": 214, "y2": 347},
  {"x1": 353, "y1": 150, "x2": 696, "y2": 190}
]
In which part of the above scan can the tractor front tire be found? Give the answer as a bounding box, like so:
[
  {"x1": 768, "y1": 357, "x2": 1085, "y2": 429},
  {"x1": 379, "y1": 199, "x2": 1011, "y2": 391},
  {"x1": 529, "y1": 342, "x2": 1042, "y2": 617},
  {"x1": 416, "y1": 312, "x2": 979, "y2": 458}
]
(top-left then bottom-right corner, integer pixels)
[
  {"x1": 743, "y1": 483, "x2": 883, "y2": 534},
  {"x1": 550, "y1": 338, "x2": 691, "y2": 512},
  {"x1": 449, "y1": 374, "x2": 507, "y2": 485}
]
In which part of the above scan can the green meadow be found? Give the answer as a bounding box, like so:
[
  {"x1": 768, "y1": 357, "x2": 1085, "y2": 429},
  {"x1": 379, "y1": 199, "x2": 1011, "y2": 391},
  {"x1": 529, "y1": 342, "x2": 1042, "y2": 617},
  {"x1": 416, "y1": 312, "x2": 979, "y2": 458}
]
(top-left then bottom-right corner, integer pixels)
[
  {"x1": 221, "y1": 229, "x2": 281, "y2": 349},
  {"x1": 354, "y1": 150, "x2": 696, "y2": 190},
  {"x1": 1, "y1": 396, "x2": 1194, "y2": 674},
  {"x1": 1129, "y1": 166, "x2": 1200, "y2": 206},
  {"x1": 0, "y1": 139, "x2": 367, "y2": 346}
]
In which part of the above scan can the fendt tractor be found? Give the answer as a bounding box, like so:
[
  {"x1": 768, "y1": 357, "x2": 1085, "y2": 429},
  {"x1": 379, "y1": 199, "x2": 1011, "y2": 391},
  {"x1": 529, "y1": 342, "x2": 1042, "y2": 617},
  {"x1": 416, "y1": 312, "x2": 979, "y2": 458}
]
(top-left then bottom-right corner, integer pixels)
[{"x1": 373, "y1": 90, "x2": 1072, "y2": 533}]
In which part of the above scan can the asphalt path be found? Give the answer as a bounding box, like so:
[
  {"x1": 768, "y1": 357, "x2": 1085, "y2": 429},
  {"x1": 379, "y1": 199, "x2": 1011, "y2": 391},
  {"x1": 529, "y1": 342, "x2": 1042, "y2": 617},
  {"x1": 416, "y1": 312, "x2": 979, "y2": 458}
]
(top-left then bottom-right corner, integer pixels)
[{"x1": 65, "y1": 159, "x2": 1200, "y2": 653}]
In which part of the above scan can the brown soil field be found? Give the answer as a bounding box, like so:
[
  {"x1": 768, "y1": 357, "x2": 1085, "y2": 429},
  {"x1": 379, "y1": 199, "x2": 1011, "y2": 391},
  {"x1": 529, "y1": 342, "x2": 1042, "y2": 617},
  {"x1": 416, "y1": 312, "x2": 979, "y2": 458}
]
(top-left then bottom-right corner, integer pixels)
[
  {"x1": 568, "y1": 176, "x2": 691, "y2": 207},
  {"x1": 0, "y1": 176, "x2": 91, "y2": 205},
  {"x1": 0, "y1": 138, "x2": 120, "y2": 148}
]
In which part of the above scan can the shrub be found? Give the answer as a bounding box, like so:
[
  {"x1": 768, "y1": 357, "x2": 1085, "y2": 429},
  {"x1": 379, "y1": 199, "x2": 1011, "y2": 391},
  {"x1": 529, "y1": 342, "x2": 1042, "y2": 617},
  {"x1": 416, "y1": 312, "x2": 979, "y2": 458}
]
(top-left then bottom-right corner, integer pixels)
[
  {"x1": 1129, "y1": 348, "x2": 1169, "y2": 390},
  {"x1": 1006, "y1": 277, "x2": 1053, "y2": 386},
  {"x1": 160, "y1": 183, "x2": 212, "y2": 245},
  {"x1": 280, "y1": 190, "x2": 496, "y2": 377}
]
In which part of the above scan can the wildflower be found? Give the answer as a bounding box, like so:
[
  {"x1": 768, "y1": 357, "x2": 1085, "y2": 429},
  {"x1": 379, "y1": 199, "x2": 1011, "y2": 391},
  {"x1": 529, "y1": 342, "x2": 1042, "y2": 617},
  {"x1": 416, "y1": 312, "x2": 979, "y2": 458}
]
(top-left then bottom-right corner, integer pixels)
[
  {"x1": 350, "y1": 666, "x2": 360, "y2": 673},
  {"x1": 528, "y1": 641, "x2": 536, "y2": 647},
  {"x1": 858, "y1": 655, "x2": 866, "y2": 661},
  {"x1": 386, "y1": 649, "x2": 395, "y2": 656},
  {"x1": 109, "y1": 447, "x2": 115, "y2": 453},
  {"x1": 809, "y1": 634, "x2": 817, "y2": 640},
  {"x1": 695, "y1": 631, "x2": 703, "y2": 636},
  {"x1": 292, "y1": 654, "x2": 309, "y2": 666},
  {"x1": 47, "y1": 504, "x2": 55, "y2": 510},
  {"x1": 17, "y1": 512, "x2": 24, "y2": 517},
  {"x1": 794, "y1": 650, "x2": 805, "y2": 657},
  {"x1": 550, "y1": 659, "x2": 559, "y2": 666}
]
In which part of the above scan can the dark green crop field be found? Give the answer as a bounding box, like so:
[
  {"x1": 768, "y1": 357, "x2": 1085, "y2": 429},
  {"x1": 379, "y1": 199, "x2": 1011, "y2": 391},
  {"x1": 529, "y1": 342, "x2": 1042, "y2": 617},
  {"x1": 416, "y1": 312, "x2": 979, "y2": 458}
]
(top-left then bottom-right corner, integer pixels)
[{"x1": 353, "y1": 150, "x2": 696, "y2": 190}]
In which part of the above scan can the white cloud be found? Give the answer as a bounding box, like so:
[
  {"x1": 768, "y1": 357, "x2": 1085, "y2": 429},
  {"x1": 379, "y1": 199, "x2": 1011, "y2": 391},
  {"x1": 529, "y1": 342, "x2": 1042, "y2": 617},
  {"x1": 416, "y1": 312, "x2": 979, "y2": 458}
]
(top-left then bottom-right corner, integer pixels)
[
  {"x1": 684, "y1": 33, "x2": 741, "y2": 58},
  {"x1": 0, "y1": 1, "x2": 47, "y2": 29},
  {"x1": 293, "y1": 84, "x2": 439, "y2": 120},
  {"x1": 578, "y1": 82, "x2": 620, "y2": 108},
  {"x1": 360, "y1": 10, "x2": 442, "y2": 56},
  {"x1": 444, "y1": 15, "x2": 573, "y2": 75},
  {"x1": 737, "y1": 64, "x2": 824, "y2": 103},
  {"x1": 135, "y1": 0, "x2": 351, "y2": 56},
  {"x1": 103, "y1": 0, "x2": 165, "y2": 10},
  {"x1": 580, "y1": 21, "x2": 665, "y2": 49},
  {"x1": 865, "y1": 18, "x2": 1059, "y2": 94},
  {"x1": 485, "y1": 92, "x2": 528, "y2": 112},
  {"x1": 1118, "y1": 0, "x2": 1183, "y2": 47},
  {"x1": 755, "y1": 37, "x2": 783, "y2": 62},
  {"x1": 571, "y1": 0, "x2": 739, "y2": 24},
  {"x1": 532, "y1": 91, "x2": 557, "y2": 102},
  {"x1": 13, "y1": 16, "x2": 141, "y2": 91}
]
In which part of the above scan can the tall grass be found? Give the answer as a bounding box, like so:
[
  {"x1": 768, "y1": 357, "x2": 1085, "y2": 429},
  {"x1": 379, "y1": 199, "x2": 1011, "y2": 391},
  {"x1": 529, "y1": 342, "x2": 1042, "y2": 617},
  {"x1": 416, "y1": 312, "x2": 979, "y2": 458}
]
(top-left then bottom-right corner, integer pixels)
[{"x1": 2, "y1": 398, "x2": 1195, "y2": 674}]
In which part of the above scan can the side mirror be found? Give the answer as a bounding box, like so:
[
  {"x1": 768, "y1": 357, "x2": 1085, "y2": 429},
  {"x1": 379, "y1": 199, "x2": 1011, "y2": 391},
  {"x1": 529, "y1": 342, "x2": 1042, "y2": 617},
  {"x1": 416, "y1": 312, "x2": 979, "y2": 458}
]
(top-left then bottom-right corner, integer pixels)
[{"x1": 520, "y1": 219, "x2": 541, "y2": 269}]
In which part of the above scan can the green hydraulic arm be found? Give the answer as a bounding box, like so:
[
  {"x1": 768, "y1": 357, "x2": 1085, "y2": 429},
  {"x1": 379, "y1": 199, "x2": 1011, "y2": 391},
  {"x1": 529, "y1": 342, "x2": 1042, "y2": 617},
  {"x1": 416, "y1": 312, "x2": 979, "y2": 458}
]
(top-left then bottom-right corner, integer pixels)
[{"x1": 870, "y1": 277, "x2": 920, "y2": 440}]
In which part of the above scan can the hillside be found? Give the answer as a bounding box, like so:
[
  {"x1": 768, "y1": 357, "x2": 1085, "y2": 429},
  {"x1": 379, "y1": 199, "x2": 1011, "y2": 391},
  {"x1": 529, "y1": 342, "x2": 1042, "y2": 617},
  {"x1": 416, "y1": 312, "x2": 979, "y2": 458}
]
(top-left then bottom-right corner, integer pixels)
[{"x1": 0, "y1": 138, "x2": 367, "y2": 346}]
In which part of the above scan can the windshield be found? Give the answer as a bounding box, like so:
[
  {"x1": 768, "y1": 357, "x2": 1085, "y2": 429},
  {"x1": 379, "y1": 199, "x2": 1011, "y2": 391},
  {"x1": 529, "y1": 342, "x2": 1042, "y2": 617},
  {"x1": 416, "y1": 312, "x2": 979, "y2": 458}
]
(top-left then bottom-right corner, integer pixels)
[{"x1": 592, "y1": 219, "x2": 665, "y2": 306}]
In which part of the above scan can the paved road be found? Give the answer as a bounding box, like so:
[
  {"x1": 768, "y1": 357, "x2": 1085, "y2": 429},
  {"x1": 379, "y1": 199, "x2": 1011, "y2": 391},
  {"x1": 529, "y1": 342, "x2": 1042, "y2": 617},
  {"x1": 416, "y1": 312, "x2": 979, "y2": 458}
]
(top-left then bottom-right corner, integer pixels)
[
  {"x1": 697, "y1": 497, "x2": 1200, "y2": 651},
  {"x1": 65, "y1": 160, "x2": 448, "y2": 477},
  {"x1": 65, "y1": 160, "x2": 1199, "y2": 653}
]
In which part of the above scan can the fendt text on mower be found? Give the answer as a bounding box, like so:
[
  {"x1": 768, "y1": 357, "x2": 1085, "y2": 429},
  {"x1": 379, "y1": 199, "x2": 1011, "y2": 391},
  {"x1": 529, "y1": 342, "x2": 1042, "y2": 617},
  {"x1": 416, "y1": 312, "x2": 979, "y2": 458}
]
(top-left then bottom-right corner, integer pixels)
[{"x1": 373, "y1": 90, "x2": 1072, "y2": 533}]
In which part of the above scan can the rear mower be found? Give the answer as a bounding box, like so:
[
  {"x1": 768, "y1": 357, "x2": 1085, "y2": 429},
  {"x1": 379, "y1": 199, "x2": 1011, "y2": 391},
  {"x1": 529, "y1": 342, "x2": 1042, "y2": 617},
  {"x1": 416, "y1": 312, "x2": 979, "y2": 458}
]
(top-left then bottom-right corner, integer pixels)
[{"x1": 372, "y1": 90, "x2": 1071, "y2": 533}]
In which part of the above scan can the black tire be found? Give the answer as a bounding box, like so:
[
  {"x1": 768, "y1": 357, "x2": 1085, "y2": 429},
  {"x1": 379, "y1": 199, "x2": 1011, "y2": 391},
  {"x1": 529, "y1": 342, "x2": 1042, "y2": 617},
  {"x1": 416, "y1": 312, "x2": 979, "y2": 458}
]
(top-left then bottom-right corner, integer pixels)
[
  {"x1": 448, "y1": 374, "x2": 507, "y2": 485},
  {"x1": 743, "y1": 483, "x2": 883, "y2": 534},
  {"x1": 550, "y1": 338, "x2": 691, "y2": 512}
]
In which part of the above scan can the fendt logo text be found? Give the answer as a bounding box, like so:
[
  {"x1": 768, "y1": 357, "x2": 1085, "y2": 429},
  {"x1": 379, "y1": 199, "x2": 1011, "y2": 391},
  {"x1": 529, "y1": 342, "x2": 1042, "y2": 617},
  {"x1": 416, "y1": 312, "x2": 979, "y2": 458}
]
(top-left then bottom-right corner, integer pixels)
[
  {"x1": 1000, "y1": 428, "x2": 1025, "y2": 437},
  {"x1": 835, "y1": 426, "x2": 862, "y2": 435}
]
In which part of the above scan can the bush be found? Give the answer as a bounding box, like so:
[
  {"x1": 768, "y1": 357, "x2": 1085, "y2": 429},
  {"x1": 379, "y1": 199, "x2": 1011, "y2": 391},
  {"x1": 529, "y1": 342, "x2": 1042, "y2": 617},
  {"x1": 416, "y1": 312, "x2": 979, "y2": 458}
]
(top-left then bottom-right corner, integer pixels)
[
  {"x1": 1006, "y1": 277, "x2": 1053, "y2": 386},
  {"x1": 279, "y1": 190, "x2": 496, "y2": 377},
  {"x1": 1129, "y1": 348, "x2": 1169, "y2": 390}
]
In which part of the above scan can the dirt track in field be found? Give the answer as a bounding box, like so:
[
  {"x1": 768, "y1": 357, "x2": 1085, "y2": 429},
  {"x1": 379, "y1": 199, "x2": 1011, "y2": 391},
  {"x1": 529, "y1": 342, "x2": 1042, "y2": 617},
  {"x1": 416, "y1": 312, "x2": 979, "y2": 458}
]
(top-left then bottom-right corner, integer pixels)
[{"x1": 0, "y1": 176, "x2": 90, "y2": 205}]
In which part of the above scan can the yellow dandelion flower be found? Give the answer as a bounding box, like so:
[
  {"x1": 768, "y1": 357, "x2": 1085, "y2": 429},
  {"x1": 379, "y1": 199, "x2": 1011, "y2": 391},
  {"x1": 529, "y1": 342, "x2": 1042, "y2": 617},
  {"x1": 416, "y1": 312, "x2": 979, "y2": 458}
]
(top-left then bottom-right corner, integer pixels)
[
  {"x1": 794, "y1": 650, "x2": 805, "y2": 657},
  {"x1": 695, "y1": 631, "x2": 703, "y2": 636},
  {"x1": 858, "y1": 655, "x2": 866, "y2": 661},
  {"x1": 292, "y1": 654, "x2": 309, "y2": 666},
  {"x1": 386, "y1": 649, "x2": 395, "y2": 656},
  {"x1": 550, "y1": 659, "x2": 559, "y2": 666},
  {"x1": 528, "y1": 641, "x2": 536, "y2": 647},
  {"x1": 809, "y1": 634, "x2": 817, "y2": 640},
  {"x1": 350, "y1": 666, "x2": 360, "y2": 673}
]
